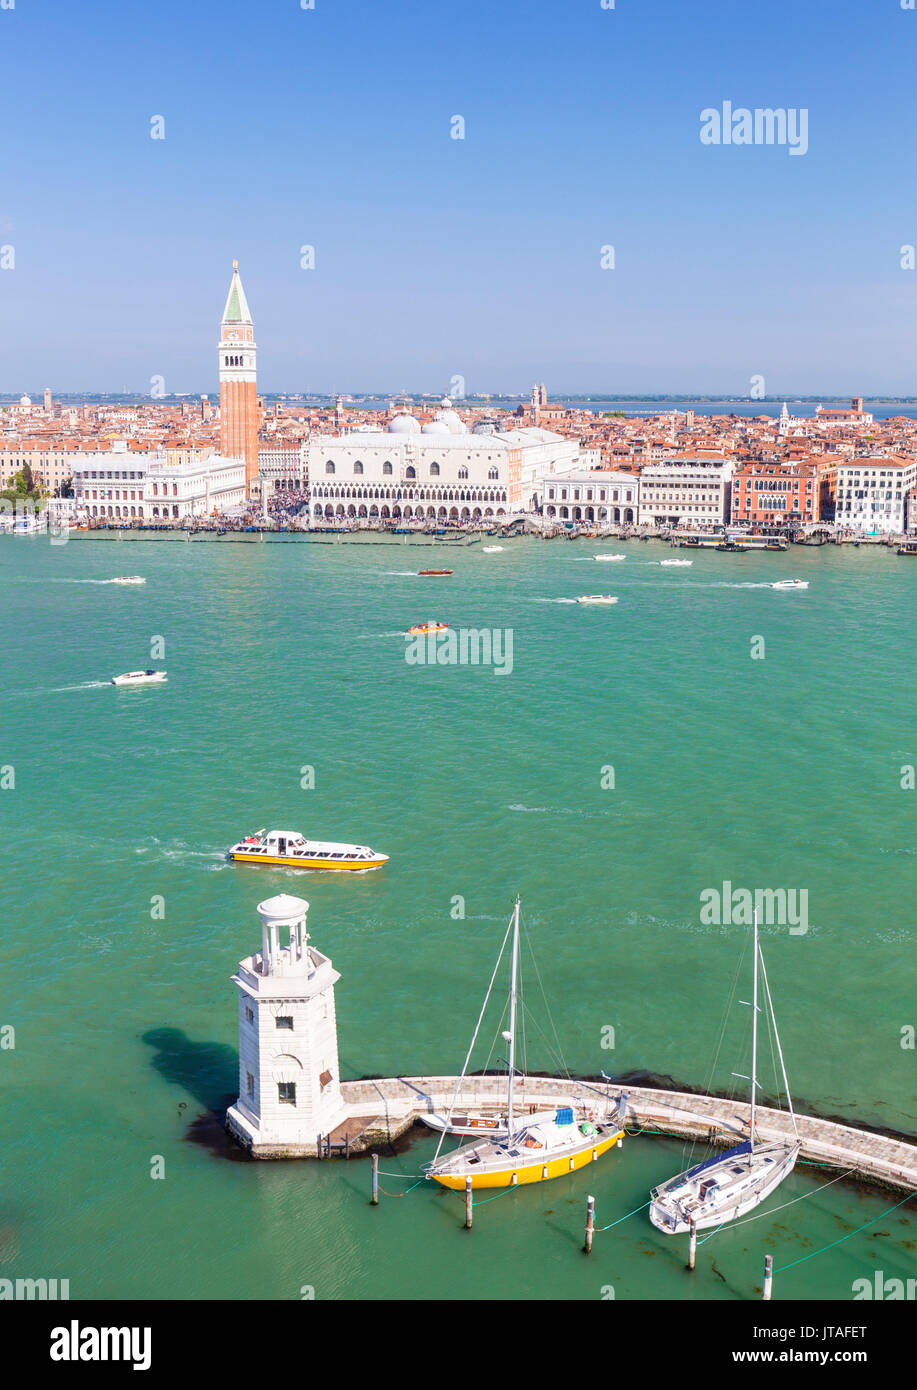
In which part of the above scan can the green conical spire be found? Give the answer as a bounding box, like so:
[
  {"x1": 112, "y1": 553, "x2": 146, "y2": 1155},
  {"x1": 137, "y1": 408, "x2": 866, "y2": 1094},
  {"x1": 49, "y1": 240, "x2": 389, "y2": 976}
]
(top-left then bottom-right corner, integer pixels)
[{"x1": 221, "y1": 260, "x2": 252, "y2": 325}]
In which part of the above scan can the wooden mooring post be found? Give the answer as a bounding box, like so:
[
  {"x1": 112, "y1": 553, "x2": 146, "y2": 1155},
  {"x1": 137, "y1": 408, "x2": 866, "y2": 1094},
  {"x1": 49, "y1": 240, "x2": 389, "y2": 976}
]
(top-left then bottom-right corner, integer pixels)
[
  {"x1": 584, "y1": 1195, "x2": 595, "y2": 1255},
  {"x1": 763, "y1": 1254, "x2": 773, "y2": 1301},
  {"x1": 464, "y1": 1176, "x2": 473, "y2": 1230},
  {"x1": 371, "y1": 1153, "x2": 379, "y2": 1206},
  {"x1": 688, "y1": 1218, "x2": 697, "y2": 1271}
]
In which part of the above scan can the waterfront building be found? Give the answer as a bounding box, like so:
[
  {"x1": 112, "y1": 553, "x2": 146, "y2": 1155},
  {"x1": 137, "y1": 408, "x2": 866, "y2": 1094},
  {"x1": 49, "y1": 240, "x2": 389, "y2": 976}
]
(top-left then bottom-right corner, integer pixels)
[
  {"x1": 258, "y1": 443, "x2": 308, "y2": 491},
  {"x1": 306, "y1": 402, "x2": 583, "y2": 523},
  {"x1": 226, "y1": 895, "x2": 347, "y2": 1158},
  {"x1": 541, "y1": 469, "x2": 639, "y2": 524},
  {"x1": 731, "y1": 461, "x2": 819, "y2": 529},
  {"x1": 143, "y1": 451, "x2": 245, "y2": 520},
  {"x1": 831, "y1": 456, "x2": 917, "y2": 533},
  {"x1": 71, "y1": 441, "x2": 245, "y2": 520},
  {"x1": 639, "y1": 457, "x2": 734, "y2": 527},
  {"x1": 218, "y1": 261, "x2": 259, "y2": 496},
  {"x1": 0, "y1": 445, "x2": 75, "y2": 494}
]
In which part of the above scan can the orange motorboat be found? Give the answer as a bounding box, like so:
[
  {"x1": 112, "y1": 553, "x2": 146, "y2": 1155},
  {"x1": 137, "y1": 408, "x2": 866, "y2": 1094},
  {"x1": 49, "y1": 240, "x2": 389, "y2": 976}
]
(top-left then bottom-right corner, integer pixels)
[{"x1": 406, "y1": 621, "x2": 449, "y2": 636}]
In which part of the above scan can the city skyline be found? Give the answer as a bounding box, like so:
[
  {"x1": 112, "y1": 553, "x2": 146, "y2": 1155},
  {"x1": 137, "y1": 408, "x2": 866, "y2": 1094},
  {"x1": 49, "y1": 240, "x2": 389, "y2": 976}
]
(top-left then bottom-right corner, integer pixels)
[{"x1": 3, "y1": 0, "x2": 917, "y2": 394}]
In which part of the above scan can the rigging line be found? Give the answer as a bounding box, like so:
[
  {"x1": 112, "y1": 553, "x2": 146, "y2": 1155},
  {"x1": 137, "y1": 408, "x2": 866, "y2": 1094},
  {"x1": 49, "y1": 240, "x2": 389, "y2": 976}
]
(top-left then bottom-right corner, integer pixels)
[
  {"x1": 432, "y1": 909, "x2": 514, "y2": 1166},
  {"x1": 524, "y1": 916, "x2": 570, "y2": 1082},
  {"x1": 696, "y1": 1167, "x2": 858, "y2": 1240},
  {"x1": 684, "y1": 930, "x2": 749, "y2": 1171},
  {"x1": 758, "y1": 940, "x2": 798, "y2": 1138},
  {"x1": 517, "y1": 998, "x2": 568, "y2": 1079},
  {"x1": 774, "y1": 1188, "x2": 917, "y2": 1274}
]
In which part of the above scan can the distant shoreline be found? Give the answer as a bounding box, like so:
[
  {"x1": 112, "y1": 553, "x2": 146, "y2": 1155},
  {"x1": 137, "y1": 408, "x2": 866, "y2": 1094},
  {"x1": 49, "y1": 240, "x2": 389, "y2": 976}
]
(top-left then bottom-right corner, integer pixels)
[{"x1": 7, "y1": 393, "x2": 917, "y2": 408}]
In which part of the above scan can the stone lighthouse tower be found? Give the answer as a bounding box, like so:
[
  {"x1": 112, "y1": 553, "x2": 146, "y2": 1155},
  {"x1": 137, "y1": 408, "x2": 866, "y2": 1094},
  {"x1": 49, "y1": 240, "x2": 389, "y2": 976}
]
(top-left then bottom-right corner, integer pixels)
[
  {"x1": 226, "y1": 895, "x2": 347, "y2": 1157},
  {"x1": 219, "y1": 260, "x2": 259, "y2": 497}
]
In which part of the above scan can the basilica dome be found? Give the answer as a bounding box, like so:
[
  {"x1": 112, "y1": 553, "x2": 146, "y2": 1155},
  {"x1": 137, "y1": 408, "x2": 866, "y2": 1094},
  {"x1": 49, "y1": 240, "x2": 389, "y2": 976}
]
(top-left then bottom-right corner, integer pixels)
[{"x1": 388, "y1": 412, "x2": 420, "y2": 434}]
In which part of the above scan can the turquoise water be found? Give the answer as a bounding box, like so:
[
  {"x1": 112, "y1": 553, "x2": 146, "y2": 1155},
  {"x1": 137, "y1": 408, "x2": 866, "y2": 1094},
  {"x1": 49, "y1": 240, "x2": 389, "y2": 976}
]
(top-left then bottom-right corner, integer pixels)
[{"x1": 1, "y1": 533, "x2": 915, "y2": 1300}]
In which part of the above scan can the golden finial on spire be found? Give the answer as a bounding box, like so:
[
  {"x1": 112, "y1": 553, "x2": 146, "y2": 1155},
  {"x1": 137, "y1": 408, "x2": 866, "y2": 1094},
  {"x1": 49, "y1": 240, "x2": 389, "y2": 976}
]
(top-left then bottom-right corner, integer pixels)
[{"x1": 233, "y1": 259, "x2": 239, "y2": 270}]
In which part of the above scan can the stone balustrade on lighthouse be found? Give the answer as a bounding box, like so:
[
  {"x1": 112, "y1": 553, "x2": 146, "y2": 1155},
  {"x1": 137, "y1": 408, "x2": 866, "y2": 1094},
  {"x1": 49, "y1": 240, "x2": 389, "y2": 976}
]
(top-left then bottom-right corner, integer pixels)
[{"x1": 225, "y1": 894, "x2": 347, "y2": 1157}]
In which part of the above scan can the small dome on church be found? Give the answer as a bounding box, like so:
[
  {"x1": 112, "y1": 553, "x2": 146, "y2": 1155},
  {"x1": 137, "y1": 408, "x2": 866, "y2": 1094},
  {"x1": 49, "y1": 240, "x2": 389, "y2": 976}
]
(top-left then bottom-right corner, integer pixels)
[
  {"x1": 19, "y1": 394, "x2": 31, "y2": 406},
  {"x1": 421, "y1": 419, "x2": 450, "y2": 434}
]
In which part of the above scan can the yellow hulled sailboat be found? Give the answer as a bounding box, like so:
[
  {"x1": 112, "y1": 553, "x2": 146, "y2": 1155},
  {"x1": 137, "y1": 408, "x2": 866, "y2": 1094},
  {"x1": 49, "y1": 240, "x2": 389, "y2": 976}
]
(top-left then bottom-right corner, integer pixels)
[{"x1": 424, "y1": 898, "x2": 626, "y2": 1191}]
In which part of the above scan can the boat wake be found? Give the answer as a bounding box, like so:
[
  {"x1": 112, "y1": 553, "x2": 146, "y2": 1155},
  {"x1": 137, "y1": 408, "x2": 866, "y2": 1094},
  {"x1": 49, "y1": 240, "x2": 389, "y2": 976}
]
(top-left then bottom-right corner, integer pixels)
[
  {"x1": 49, "y1": 680, "x2": 111, "y2": 692},
  {"x1": 532, "y1": 597, "x2": 579, "y2": 604},
  {"x1": 135, "y1": 836, "x2": 228, "y2": 867}
]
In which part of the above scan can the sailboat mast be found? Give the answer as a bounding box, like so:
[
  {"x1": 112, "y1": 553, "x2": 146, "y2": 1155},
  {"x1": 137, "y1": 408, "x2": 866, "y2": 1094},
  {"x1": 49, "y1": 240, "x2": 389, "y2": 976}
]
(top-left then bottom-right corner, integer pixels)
[
  {"x1": 750, "y1": 908, "x2": 759, "y2": 1150},
  {"x1": 506, "y1": 897, "x2": 520, "y2": 1139}
]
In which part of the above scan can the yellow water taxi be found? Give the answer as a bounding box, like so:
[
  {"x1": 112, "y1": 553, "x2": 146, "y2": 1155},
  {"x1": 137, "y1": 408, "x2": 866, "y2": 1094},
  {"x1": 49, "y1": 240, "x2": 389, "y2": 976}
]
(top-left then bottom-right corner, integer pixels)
[
  {"x1": 406, "y1": 621, "x2": 449, "y2": 635},
  {"x1": 229, "y1": 828, "x2": 389, "y2": 871},
  {"x1": 424, "y1": 899, "x2": 626, "y2": 1191}
]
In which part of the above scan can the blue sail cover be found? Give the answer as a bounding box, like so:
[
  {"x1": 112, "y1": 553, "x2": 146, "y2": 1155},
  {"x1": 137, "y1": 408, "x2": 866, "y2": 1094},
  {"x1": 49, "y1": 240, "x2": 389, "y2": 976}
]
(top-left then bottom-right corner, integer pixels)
[
  {"x1": 555, "y1": 1107, "x2": 574, "y2": 1126},
  {"x1": 686, "y1": 1140, "x2": 752, "y2": 1181}
]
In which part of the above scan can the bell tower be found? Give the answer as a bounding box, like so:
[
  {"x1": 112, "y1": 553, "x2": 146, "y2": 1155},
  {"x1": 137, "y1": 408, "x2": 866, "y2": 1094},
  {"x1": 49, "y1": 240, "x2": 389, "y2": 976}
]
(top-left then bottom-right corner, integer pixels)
[
  {"x1": 219, "y1": 260, "x2": 259, "y2": 496},
  {"x1": 226, "y1": 895, "x2": 347, "y2": 1157}
]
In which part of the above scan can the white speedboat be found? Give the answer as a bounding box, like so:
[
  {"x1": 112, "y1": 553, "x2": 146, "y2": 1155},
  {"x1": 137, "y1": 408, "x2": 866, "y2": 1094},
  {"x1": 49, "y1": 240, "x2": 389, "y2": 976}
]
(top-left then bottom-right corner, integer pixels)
[
  {"x1": 108, "y1": 576, "x2": 146, "y2": 586},
  {"x1": 660, "y1": 559, "x2": 693, "y2": 567},
  {"x1": 594, "y1": 554, "x2": 626, "y2": 562},
  {"x1": 229, "y1": 828, "x2": 388, "y2": 871},
  {"x1": 111, "y1": 670, "x2": 167, "y2": 686},
  {"x1": 577, "y1": 594, "x2": 619, "y2": 605},
  {"x1": 482, "y1": 545, "x2": 504, "y2": 553},
  {"x1": 772, "y1": 579, "x2": 808, "y2": 590},
  {"x1": 649, "y1": 910, "x2": 800, "y2": 1234}
]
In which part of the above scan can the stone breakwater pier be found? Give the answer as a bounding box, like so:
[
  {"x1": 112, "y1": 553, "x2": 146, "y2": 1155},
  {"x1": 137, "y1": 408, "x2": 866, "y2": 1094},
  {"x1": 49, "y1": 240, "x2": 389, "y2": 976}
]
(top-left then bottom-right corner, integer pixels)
[
  {"x1": 233, "y1": 1072, "x2": 917, "y2": 1196},
  {"x1": 222, "y1": 896, "x2": 917, "y2": 1198}
]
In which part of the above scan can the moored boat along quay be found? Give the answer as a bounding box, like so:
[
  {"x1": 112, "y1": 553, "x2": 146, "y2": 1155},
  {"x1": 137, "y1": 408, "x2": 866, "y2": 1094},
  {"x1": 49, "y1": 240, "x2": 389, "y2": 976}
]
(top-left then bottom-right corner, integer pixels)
[
  {"x1": 229, "y1": 1073, "x2": 917, "y2": 1195},
  {"x1": 50, "y1": 519, "x2": 916, "y2": 544}
]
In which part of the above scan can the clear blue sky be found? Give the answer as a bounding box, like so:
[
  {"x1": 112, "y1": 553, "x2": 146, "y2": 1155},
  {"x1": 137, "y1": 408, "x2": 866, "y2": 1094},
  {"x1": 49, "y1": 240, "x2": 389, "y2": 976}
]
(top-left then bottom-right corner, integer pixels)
[{"x1": 2, "y1": 0, "x2": 917, "y2": 395}]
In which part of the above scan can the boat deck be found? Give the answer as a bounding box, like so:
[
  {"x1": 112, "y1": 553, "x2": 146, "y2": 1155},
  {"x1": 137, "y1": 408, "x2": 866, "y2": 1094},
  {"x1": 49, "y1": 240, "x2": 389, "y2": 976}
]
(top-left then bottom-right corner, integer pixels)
[{"x1": 314, "y1": 1076, "x2": 917, "y2": 1192}]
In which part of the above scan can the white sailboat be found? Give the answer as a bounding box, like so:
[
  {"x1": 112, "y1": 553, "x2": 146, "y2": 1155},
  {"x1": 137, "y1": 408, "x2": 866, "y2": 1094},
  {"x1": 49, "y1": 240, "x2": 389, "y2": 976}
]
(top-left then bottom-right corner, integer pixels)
[
  {"x1": 423, "y1": 899, "x2": 627, "y2": 1190},
  {"x1": 649, "y1": 910, "x2": 800, "y2": 1233}
]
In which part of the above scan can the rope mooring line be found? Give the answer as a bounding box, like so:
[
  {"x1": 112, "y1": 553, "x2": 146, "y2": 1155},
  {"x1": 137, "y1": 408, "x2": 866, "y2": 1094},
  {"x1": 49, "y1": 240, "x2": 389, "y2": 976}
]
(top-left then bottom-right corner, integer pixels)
[
  {"x1": 471, "y1": 1185, "x2": 518, "y2": 1208},
  {"x1": 377, "y1": 1177, "x2": 425, "y2": 1198},
  {"x1": 774, "y1": 1187, "x2": 917, "y2": 1273},
  {"x1": 594, "y1": 1199, "x2": 652, "y2": 1232}
]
